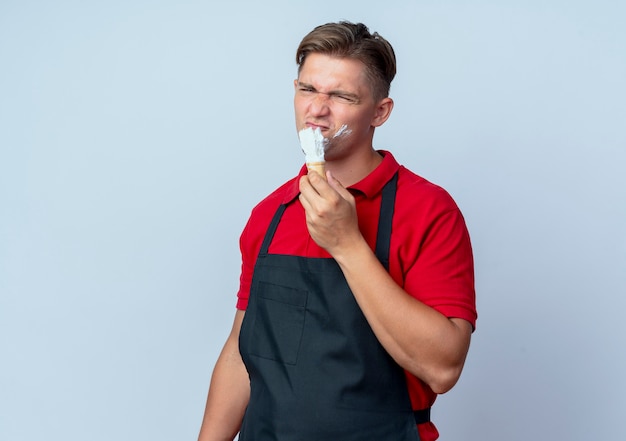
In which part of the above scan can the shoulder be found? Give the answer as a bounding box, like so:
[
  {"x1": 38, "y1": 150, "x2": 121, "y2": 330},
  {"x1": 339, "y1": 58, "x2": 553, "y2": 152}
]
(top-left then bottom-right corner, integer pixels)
[
  {"x1": 395, "y1": 166, "x2": 461, "y2": 216},
  {"x1": 390, "y1": 166, "x2": 476, "y2": 327},
  {"x1": 391, "y1": 165, "x2": 471, "y2": 261},
  {"x1": 241, "y1": 176, "x2": 300, "y2": 241},
  {"x1": 249, "y1": 176, "x2": 299, "y2": 218}
]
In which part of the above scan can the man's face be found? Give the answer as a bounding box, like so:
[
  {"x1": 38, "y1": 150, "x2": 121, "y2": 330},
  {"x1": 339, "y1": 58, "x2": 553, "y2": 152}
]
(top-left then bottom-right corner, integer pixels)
[{"x1": 294, "y1": 53, "x2": 384, "y2": 161}]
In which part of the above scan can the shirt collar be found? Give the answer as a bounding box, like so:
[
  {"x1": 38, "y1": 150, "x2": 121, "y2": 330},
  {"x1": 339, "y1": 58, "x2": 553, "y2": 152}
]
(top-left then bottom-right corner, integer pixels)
[{"x1": 282, "y1": 150, "x2": 400, "y2": 203}]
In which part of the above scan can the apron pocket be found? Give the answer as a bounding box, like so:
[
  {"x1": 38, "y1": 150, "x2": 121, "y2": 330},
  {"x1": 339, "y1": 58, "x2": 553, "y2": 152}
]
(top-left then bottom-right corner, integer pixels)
[{"x1": 249, "y1": 281, "x2": 308, "y2": 365}]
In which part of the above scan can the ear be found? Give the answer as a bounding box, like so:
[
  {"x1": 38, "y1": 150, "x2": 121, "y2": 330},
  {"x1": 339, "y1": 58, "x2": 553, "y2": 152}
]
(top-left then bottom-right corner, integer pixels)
[{"x1": 371, "y1": 97, "x2": 394, "y2": 127}]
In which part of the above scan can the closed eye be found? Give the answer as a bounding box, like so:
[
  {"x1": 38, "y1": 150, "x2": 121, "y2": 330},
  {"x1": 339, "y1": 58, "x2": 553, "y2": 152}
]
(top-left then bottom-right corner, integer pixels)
[
  {"x1": 332, "y1": 93, "x2": 359, "y2": 104},
  {"x1": 297, "y1": 82, "x2": 316, "y2": 94},
  {"x1": 296, "y1": 82, "x2": 360, "y2": 104}
]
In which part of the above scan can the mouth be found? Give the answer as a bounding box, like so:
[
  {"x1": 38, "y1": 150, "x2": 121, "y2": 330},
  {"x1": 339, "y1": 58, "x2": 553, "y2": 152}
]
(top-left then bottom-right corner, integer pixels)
[{"x1": 305, "y1": 122, "x2": 330, "y2": 132}]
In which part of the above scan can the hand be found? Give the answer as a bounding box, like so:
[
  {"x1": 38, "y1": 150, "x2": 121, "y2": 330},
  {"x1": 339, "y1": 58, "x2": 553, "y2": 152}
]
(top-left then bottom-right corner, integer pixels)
[{"x1": 298, "y1": 170, "x2": 362, "y2": 256}]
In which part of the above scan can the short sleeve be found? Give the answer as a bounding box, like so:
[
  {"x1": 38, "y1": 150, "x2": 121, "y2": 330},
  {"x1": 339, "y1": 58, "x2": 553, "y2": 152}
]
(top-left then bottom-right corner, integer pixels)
[{"x1": 403, "y1": 207, "x2": 476, "y2": 328}]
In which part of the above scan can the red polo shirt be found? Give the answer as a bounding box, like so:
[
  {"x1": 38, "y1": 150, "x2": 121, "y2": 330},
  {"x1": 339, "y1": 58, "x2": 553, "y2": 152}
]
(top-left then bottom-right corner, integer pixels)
[{"x1": 236, "y1": 151, "x2": 476, "y2": 441}]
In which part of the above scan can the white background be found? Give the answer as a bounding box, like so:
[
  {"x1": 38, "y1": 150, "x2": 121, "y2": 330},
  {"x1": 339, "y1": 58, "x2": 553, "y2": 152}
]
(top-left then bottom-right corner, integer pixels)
[{"x1": 1, "y1": 1, "x2": 625, "y2": 440}]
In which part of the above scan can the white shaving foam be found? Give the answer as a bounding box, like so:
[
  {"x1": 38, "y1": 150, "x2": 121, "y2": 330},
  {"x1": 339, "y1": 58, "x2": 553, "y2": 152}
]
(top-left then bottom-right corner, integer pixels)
[
  {"x1": 333, "y1": 124, "x2": 352, "y2": 138},
  {"x1": 298, "y1": 127, "x2": 327, "y2": 162}
]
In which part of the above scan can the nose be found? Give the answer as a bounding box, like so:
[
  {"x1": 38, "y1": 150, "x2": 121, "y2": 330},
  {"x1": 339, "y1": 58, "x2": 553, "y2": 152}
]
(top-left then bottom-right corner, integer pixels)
[{"x1": 309, "y1": 92, "x2": 331, "y2": 116}]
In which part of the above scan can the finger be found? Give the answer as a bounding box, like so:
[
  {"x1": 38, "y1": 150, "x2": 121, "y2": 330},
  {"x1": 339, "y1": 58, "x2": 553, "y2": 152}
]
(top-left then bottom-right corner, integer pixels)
[
  {"x1": 326, "y1": 171, "x2": 354, "y2": 201},
  {"x1": 298, "y1": 193, "x2": 312, "y2": 217},
  {"x1": 299, "y1": 175, "x2": 317, "y2": 201},
  {"x1": 298, "y1": 176, "x2": 319, "y2": 213},
  {"x1": 307, "y1": 168, "x2": 324, "y2": 181},
  {"x1": 306, "y1": 169, "x2": 331, "y2": 194}
]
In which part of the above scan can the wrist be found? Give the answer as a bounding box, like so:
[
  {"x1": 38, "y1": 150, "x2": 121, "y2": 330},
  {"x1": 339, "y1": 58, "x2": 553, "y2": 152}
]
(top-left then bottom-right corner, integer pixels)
[{"x1": 331, "y1": 235, "x2": 372, "y2": 268}]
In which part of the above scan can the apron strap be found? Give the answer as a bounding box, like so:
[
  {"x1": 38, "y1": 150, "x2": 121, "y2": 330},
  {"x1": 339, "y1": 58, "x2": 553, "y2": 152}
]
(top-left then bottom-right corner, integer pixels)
[
  {"x1": 413, "y1": 407, "x2": 431, "y2": 425},
  {"x1": 374, "y1": 172, "x2": 432, "y2": 426},
  {"x1": 259, "y1": 203, "x2": 287, "y2": 256},
  {"x1": 375, "y1": 172, "x2": 399, "y2": 271}
]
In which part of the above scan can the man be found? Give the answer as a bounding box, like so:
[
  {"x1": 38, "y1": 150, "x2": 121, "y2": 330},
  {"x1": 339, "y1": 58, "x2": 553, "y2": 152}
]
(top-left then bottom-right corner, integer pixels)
[{"x1": 198, "y1": 21, "x2": 476, "y2": 441}]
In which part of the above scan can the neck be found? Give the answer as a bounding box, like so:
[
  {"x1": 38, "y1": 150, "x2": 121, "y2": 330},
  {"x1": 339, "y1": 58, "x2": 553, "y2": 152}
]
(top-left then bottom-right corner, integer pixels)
[{"x1": 325, "y1": 149, "x2": 383, "y2": 187}]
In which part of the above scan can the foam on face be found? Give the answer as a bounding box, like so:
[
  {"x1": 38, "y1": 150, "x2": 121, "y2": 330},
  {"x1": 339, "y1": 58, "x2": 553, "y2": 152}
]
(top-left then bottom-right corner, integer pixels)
[{"x1": 333, "y1": 124, "x2": 352, "y2": 139}]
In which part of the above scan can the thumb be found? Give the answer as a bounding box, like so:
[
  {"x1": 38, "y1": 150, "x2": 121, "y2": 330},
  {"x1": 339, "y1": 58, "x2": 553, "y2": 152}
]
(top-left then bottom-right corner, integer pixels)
[{"x1": 326, "y1": 171, "x2": 352, "y2": 199}]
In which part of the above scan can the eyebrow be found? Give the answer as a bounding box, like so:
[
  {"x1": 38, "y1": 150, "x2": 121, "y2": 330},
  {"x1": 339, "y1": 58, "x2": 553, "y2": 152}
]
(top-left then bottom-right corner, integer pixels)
[{"x1": 297, "y1": 81, "x2": 361, "y2": 101}]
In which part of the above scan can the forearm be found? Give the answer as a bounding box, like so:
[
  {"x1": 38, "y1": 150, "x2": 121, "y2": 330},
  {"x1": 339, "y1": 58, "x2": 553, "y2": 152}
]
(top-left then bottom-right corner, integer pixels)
[
  {"x1": 334, "y1": 239, "x2": 472, "y2": 394},
  {"x1": 198, "y1": 310, "x2": 250, "y2": 441},
  {"x1": 299, "y1": 172, "x2": 472, "y2": 393}
]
